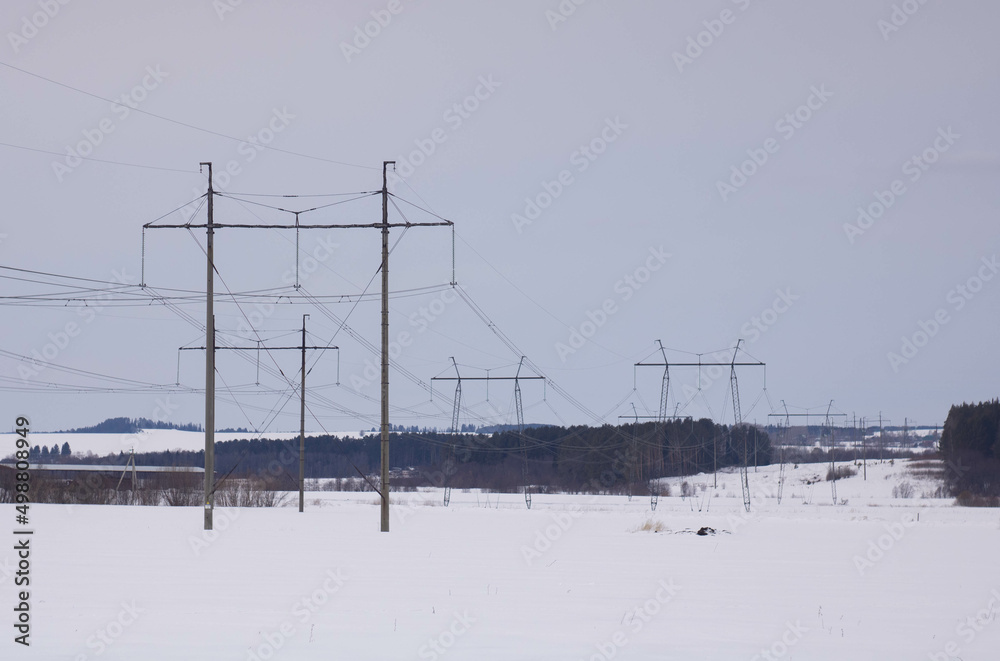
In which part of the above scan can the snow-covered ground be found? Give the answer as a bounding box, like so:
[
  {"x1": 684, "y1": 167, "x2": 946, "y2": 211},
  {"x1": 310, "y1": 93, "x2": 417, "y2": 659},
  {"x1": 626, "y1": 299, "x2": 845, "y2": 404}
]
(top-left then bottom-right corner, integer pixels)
[{"x1": 2, "y1": 459, "x2": 999, "y2": 659}]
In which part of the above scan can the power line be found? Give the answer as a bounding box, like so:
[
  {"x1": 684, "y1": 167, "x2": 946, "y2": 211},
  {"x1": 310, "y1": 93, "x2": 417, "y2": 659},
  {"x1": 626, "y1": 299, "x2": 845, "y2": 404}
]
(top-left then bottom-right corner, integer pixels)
[
  {"x1": 0, "y1": 60, "x2": 376, "y2": 171},
  {"x1": 0, "y1": 140, "x2": 199, "y2": 175}
]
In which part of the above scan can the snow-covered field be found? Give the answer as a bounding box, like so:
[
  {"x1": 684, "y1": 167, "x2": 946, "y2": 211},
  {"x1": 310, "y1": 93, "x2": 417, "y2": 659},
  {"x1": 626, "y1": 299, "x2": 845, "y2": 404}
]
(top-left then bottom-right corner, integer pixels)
[{"x1": 3, "y1": 459, "x2": 999, "y2": 659}]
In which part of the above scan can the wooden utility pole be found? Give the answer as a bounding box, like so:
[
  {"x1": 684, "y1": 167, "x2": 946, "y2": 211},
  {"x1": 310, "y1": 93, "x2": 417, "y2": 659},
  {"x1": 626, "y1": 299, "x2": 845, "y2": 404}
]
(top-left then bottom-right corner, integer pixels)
[{"x1": 203, "y1": 162, "x2": 215, "y2": 531}]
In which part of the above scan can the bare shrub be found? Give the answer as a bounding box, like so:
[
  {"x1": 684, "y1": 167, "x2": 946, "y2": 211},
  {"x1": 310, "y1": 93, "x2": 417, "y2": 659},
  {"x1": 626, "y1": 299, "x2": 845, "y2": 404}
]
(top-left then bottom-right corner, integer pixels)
[
  {"x1": 164, "y1": 487, "x2": 200, "y2": 506},
  {"x1": 826, "y1": 465, "x2": 857, "y2": 481},
  {"x1": 215, "y1": 474, "x2": 289, "y2": 508},
  {"x1": 159, "y1": 471, "x2": 201, "y2": 506},
  {"x1": 653, "y1": 482, "x2": 671, "y2": 497},
  {"x1": 892, "y1": 481, "x2": 915, "y2": 499}
]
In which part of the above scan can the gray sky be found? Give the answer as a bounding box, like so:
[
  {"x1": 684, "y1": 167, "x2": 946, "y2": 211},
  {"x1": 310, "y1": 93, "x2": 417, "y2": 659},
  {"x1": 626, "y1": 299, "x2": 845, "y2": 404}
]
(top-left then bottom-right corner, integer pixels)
[{"x1": 1, "y1": 0, "x2": 997, "y2": 433}]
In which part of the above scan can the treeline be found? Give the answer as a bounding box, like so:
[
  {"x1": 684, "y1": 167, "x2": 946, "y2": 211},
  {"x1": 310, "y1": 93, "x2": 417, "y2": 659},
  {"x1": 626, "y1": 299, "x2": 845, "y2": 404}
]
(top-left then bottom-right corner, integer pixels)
[
  {"x1": 62, "y1": 417, "x2": 203, "y2": 434},
  {"x1": 939, "y1": 399, "x2": 1000, "y2": 502},
  {"x1": 71, "y1": 420, "x2": 771, "y2": 494}
]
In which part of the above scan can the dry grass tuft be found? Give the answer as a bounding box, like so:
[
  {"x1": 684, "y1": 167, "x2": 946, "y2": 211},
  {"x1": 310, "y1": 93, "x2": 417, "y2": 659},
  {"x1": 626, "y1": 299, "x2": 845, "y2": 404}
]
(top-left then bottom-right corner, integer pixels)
[{"x1": 633, "y1": 518, "x2": 667, "y2": 533}]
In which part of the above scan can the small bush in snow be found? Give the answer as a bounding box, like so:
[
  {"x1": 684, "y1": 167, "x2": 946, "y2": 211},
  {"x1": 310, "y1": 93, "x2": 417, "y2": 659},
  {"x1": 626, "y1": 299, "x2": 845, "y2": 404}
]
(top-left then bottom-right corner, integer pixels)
[{"x1": 892, "y1": 481, "x2": 915, "y2": 499}]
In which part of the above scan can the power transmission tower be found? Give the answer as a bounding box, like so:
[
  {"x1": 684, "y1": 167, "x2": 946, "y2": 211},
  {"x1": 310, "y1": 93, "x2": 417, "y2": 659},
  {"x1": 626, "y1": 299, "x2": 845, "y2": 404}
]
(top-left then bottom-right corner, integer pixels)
[
  {"x1": 767, "y1": 404, "x2": 847, "y2": 503},
  {"x1": 147, "y1": 161, "x2": 452, "y2": 531},
  {"x1": 728, "y1": 341, "x2": 750, "y2": 512},
  {"x1": 432, "y1": 357, "x2": 544, "y2": 508},
  {"x1": 616, "y1": 410, "x2": 689, "y2": 510},
  {"x1": 179, "y1": 324, "x2": 337, "y2": 512},
  {"x1": 635, "y1": 340, "x2": 764, "y2": 510}
]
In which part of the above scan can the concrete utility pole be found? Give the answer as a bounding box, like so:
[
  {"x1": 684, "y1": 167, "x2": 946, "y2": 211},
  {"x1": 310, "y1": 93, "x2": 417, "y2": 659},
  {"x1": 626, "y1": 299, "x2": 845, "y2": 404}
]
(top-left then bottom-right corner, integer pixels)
[
  {"x1": 879, "y1": 412, "x2": 884, "y2": 461},
  {"x1": 380, "y1": 161, "x2": 392, "y2": 533},
  {"x1": 203, "y1": 162, "x2": 215, "y2": 531},
  {"x1": 179, "y1": 338, "x2": 336, "y2": 514},
  {"x1": 862, "y1": 416, "x2": 866, "y2": 480},
  {"x1": 299, "y1": 314, "x2": 309, "y2": 513},
  {"x1": 147, "y1": 160, "x2": 452, "y2": 532}
]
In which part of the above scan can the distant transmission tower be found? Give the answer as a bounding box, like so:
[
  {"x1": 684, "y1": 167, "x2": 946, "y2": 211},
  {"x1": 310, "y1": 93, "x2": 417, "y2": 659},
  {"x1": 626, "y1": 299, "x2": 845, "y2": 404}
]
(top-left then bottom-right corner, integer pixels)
[{"x1": 432, "y1": 357, "x2": 543, "y2": 508}]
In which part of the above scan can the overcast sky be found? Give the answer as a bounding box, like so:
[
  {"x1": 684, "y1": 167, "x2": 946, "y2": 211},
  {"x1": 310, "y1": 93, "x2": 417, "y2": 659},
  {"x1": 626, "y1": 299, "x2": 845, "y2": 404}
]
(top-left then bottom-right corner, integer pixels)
[{"x1": 1, "y1": 0, "x2": 997, "y2": 433}]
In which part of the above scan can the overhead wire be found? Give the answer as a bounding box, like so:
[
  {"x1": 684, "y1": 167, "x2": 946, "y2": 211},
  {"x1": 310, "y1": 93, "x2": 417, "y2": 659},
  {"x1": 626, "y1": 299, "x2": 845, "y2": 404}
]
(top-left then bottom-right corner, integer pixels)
[
  {"x1": 0, "y1": 60, "x2": 376, "y2": 171},
  {"x1": 0, "y1": 140, "x2": 199, "y2": 175}
]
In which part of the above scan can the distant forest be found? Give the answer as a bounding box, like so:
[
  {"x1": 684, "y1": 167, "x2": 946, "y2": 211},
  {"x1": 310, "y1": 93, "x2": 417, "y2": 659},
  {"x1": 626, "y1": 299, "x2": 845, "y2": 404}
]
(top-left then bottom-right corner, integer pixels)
[
  {"x1": 47, "y1": 420, "x2": 773, "y2": 494},
  {"x1": 939, "y1": 399, "x2": 1000, "y2": 501},
  {"x1": 61, "y1": 417, "x2": 203, "y2": 434}
]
